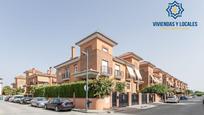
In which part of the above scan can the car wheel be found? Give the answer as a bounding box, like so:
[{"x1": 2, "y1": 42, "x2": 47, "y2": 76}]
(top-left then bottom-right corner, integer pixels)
[{"x1": 55, "y1": 106, "x2": 59, "y2": 112}]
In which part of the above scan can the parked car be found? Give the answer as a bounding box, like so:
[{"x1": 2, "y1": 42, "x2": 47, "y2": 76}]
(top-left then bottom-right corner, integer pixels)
[
  {"x1": 31, "y1": 97, "x2": 48, "y2": 108},
  {"x1": 44, "y1": 98, "x2": 74, "y2": 112},
  {"x1": 13, "y1": 95, "x2": 24, "y2": 103},
  {"x1": 203, "y1": 98, "x2": 204, "y2": 104},
  {"x1": 4, "y1": 96, "x2": 12, "y2": 101},
  {"x1": 20, "y1": 95, "x2": 33, "y2": 104},
  {"x1": 180, "y1": 96, "x2": 188, "y2": 100},
  {"x1": 165, "y1": 95, "x2": 180, "y2": 103}
]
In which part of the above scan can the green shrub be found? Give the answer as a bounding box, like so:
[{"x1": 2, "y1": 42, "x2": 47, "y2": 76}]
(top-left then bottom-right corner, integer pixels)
[
  {"x1": 115, "y1": 82, "x2": 125, "y2": 93},
  {"x1": 142, "y1": 84, "x2": 169, "y2": 94},
  {"x1": 33, "y1": 80, "x2": 95, "y2": 98}
]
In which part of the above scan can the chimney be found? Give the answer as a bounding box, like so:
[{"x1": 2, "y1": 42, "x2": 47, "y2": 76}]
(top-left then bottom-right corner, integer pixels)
[
  {"x1": 71, "y1": 46, "x2": 76, "y2": 59},
  {"x1": 49, "y1": 67, "x2": 52, "y2": 74},
  {"x1": 32, "y1": 68, "x2": 36, "y2": 73},
  {"x1": 47, "y1": 67, "x2": 52, "y2": 75}
]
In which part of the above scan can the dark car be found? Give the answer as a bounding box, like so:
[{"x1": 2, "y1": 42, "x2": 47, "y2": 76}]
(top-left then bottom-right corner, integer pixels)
[
  {"x1": 4, "y1": 96, "x2": 12, "y2": 101},
  {"x1": 44, "y1": 98, "x2": 74, "y2": 112},
  {"x1": 180, "y1": 96, "x2": 188, "y2": 100},
  {"x1": 20, "y1": 95, "x2": 33, "y2": 104},
  {"x1": 203, "y1": 99, "x2": 204, "y2": 104}
]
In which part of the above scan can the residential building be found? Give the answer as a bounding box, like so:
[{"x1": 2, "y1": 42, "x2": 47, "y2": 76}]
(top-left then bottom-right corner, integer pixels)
[
  {"x1": 54, "y1": 32, "x2": 188, "y2": 110},
  {"x1": 24, "y1": 68, "x2": 57, "y2": 93},
  {"x1": 139, "y1": 61, "x2": 156, "y2": 90},
  {"x1": 55, "y1": 32, "x2": 144, "y2": 109},
  {"x1": 14, "y1": 75, "x2": 26, "y2": 89}
]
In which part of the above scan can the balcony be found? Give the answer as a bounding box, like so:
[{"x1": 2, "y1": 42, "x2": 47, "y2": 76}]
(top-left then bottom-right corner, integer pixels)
[
  {"x1": 100, "y1": 66, "x2": 112, "y2": 76},
  {"x1": 62, "y1": 72, "x2": 70, "y2": 80},
  {"x1": 114, "y1": 70, "x2": 123, "y2": 79}
]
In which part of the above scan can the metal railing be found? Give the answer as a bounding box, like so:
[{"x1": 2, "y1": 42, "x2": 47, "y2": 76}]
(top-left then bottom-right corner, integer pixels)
[
  {"x1": 100, "y1": 66, "x2": 112, "y2": 76},
  {"x1": 114, "y1": 70, "x2": 123, "y2": 79}
]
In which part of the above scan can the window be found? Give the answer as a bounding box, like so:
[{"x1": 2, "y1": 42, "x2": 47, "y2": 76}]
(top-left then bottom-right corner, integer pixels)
[
  {"x1": 102, "y1": 47, "x2": 108, "y2": 53},
  {"x1": 115, "y1": 64, "x2": 121, "y2": 77},
  {"x1": 74, "y1": 64, "x2": 78, "y2": 73},
  {"x1": 102, "y1": 60, "x2": 108, "y2": 74},
  {"x1": 64, "y1": 67, "x2": 70, "y2": 79}
]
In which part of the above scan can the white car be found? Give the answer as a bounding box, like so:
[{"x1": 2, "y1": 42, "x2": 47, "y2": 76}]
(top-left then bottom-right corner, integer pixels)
[
  {"x1": 165, "y1": 95, "x2": 180, "y2": 103},
  {"x1": 9, "y1": 95, "x2": 23, "y2": 102}
]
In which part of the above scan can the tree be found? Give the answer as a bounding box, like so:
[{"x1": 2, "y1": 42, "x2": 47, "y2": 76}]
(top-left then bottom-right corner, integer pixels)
[
  {"x1": 2, "y1": 86, "x2": 13, "y2": 95},
  {"x1": 142, "y1": 84, "x2": 169, "y2": 94},
  {"x1": 90, "y1": 76, "x2": 113, "y2": 98},
  {"x1": 115, "y1": 82, "x2": 125, "y2": 93},
  {"x1": 186, "y1": 89, "x2": 193, "y2": 95},
  {"x1": 194, "y1": 91, "x2": 204, "y2": 96}
]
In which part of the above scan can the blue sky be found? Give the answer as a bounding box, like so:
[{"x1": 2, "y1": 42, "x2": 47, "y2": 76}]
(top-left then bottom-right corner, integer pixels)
[{"x1": 0, "y1": 0, "x2": 203, "y2": 91}]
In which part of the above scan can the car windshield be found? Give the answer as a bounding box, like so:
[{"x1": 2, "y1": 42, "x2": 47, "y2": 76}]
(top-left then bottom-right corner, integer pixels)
[
  {"x1": 24, "y1": 95, "x2": 32, "y2": 97},
  {"x1": 37, "y1": 97, "x2": 46, "y2": 101},
  {"x1": 168, "y1": 96, "x2": 175, "y2": 98}
]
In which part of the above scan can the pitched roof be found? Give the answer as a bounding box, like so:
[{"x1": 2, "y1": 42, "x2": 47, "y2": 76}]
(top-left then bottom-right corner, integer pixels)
[
  {"x1": 54, "y1": 56, "x2": 79, "y2": 69},
  {"x1": 119, "y1": 52, "x2": 143, "y2": 61},
  {"x1": 140, "y1": 61, "x2": 155, "y2": 68},
  {"x1": 24, "y1": 68, "x2": 43, "y2": 74},
  {"x1": 75, "y1": 32, "x2": 118, "y2": 47},
  {"x1": 15, "y1": 75, "x2": 26, "y2": 79}
]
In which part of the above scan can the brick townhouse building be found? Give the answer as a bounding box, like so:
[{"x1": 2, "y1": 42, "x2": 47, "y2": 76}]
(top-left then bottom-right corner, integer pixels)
[
  {"x1": 12, "y1": 75, "x2": 26, "y2": 89},
  {"x1": 55, "y1": 32, "x2": 144, "y2": 109},
  {"x1": 54, "y1": 32, "x2": 188, "y2": 110},
  {"x1": 24, "y1": 68, "x2": 57, "y2": 93}
]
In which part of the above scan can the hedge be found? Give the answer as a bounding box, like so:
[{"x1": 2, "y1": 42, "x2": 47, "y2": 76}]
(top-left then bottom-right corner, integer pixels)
[{"x1": 34, "y1": 81, "x2": 95, "y2": 98}]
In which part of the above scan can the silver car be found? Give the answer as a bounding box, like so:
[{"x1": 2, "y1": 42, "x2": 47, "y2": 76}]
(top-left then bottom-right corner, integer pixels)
[
  {"x1": 165, "y1": 95, "x2": 180, "y2": 103},
  {"x1": 31, "y1": 97, "x2": 48, "y2": 108}
]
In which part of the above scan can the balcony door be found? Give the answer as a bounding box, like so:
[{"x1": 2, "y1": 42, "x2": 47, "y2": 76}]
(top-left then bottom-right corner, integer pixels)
[{"x1": 102, "y1": 60, "x2": 108, "y2": 74}]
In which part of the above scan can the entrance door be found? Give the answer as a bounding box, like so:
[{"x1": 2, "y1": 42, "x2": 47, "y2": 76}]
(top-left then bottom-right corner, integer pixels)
[
  {"x1": 132, "y1": 93, "x2": 138, "y2": 105},
  {"x1": 119, "y1": 93, "x2": 128, "y2": 107},
  {"x1": 142, "y1": 93, "x2": 147, "y2": 104},
  {"x1": 112, "y1": 92, "x2": 117, "y2": 107}
]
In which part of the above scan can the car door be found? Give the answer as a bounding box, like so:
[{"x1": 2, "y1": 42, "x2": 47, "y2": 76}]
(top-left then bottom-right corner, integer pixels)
[
  {"x1": 47, "y1": 99, "x2": 54, "y2": 109},
  {"x1": 50, "y1": 99, "x2": 57, "y2": 109}
]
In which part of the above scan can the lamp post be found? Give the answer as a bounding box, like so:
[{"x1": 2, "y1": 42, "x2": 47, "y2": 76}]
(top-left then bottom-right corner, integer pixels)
[{"x1": 82, "y1": 50, "x2": 89, "y2": 112}]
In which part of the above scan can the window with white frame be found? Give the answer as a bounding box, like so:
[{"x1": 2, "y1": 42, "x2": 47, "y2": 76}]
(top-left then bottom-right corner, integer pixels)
[
  {"x1": 64, "y1": 67, "x2": 70, "y2": 79},
  {"x1": 74, "y1": 64, "x2": 78, "y2": 73},
  {"x1": 101, "y1": 60, "x2": 108, "y2": 74},
  {"x1": 102, "y1": 47, "x2": 108, "y2": 53},
  {"x1": 115, "y1": 64, "x2": 121, "y2": 77}
]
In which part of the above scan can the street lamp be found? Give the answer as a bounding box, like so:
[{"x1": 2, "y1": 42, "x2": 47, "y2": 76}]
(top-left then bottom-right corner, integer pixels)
[{"x1": 82, "y1": 50, "x2": 89, "y2": 112}]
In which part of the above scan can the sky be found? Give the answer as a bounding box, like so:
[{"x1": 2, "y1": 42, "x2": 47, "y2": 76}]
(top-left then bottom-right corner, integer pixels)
[{"x1": 0, "y1": 0, "x2": 203, "y2": 91}]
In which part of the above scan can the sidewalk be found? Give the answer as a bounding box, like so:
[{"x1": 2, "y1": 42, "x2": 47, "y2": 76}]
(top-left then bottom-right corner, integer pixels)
[
  {"x1": 73, "y1": 102, "x2": 164, "y2": 113},
  {"x1": 73, "y1": 108, "x2": 113, "y2": 113},
  {"x1": 113, "y1": 102, "x2": 164, "y2": 112}
]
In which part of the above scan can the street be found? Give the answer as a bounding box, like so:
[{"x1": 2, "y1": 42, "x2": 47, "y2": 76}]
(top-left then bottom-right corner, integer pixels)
[
  {"x1": 116, "y1": 97, "x2": 204, "y2": 115},
  {"x1": 0, "y1": 97, "x2": 203, "y2": 115}
]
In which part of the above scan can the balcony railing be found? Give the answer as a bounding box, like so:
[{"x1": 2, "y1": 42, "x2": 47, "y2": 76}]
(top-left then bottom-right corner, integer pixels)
[
  {"x1": 62, "y1": 72, "x2": 70, "y2": 80},
  {"x1": 100, "y1": 66, "x2": 112, "y2": 76},
  {"x1": 114, "y1": 70, "x2": 123, "y2": 79}
]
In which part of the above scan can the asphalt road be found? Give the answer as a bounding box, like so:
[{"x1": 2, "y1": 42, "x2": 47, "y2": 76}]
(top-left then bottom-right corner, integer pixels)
[
  {"x1": 0, "y1": 97, "x2": 203, "y2": 115},
  {"x1": 117, "y1": 97, "x2": 204, "y2": 115}
]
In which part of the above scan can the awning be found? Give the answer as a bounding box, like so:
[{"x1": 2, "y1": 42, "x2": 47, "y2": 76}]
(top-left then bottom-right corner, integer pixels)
[
  {"x1": 153, "y1": 75, "x2": 162, "y2": 83},
  {"x1": 134, "y1": 68, "x2": 142, "y2": 80},
  {"x1": 150, "y1": 75, "x2": 157, "y2": 83},
  {"x1": 127, "y1": 66, "x2": 136, "y2": 78}
]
